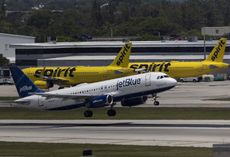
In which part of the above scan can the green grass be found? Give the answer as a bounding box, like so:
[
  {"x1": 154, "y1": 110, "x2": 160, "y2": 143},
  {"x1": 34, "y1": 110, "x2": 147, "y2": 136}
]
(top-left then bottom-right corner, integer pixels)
[
  {"x1": 0, "y1": 96, "x2": 18, "y2": 100},
  {"x1": 1, "y1": 107, "x2": 230, "y2": 119},
  {"x1": 207, "y1": 98, "x2": 230, "y2": 101},
  {"x1": 0, "y1": 142, "x2": 212, "y2": 157}
]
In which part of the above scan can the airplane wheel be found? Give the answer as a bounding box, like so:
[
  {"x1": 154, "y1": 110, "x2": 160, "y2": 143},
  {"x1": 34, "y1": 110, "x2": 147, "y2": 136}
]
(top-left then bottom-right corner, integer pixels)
[
  {"x1": 107, "y1": 109, "x2": 116, "y2": 117},
  {"x1": 84, "y1": 110, "x2": 93, "y2": 117},
  {"x1": 154, "y1": 101, "x2": 160, "y2": 106}
]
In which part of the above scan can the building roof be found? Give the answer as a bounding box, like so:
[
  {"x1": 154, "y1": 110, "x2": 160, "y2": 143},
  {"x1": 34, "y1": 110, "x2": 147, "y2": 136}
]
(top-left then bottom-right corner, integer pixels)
[
  {"x1": 7, "y1": 57, "x2": 15, "y2": 63},
  {"x1": 0, "y1": 33, "x2": 35, "y2": 40},
  {"x1": 10, "y1": 40, "x2": 226, "y2": 49},
  {"x1": 38, "y1": 55, "x2": 230, "y2": 61}
]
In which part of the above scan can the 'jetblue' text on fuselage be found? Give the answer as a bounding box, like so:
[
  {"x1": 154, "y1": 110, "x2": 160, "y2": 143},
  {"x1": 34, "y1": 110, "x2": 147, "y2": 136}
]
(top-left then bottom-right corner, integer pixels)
[{"x1": 117, "y1": 78, "x2": 141, "y2": 89}]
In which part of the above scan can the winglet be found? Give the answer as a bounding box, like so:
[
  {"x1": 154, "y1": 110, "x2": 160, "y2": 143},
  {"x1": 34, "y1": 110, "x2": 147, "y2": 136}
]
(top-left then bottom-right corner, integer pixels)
[
  {"x1": 10, "y1": 66, "x2": 44, "y2": 98},
  {"x1": 110, "y1": 42, "x2": 132, "y2": 67},
  {"x1": 205, "y1": 38, "x2": 227, "y2": 62}
]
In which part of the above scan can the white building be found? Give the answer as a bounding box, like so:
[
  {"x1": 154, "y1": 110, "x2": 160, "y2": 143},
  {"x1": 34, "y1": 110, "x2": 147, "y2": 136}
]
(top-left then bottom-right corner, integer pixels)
[
  {"x1": 10, "y1": 40, "x2": 230, "y2": 67},
  {"x1": 0, "y1": 33, "x2": 35, "y2": 63}
]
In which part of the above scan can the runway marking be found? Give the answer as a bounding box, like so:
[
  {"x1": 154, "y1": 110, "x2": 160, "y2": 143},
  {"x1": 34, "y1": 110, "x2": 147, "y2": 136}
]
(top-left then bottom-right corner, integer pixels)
[
  {"x1": 0, "y1": 123, "x2": 230, "y2": 128},
  {"x1": 0, "y1": 135, "x2": 225, "y2": 148}
]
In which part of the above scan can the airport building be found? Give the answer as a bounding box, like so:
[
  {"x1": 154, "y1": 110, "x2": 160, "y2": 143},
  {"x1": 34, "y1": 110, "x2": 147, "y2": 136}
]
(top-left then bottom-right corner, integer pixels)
[
  {"x1": 0, "y1": 33, "x2": 35, "y2": 63},
  {"x1": 10, "y1": 40, "x2": 230, "y2": 68}
]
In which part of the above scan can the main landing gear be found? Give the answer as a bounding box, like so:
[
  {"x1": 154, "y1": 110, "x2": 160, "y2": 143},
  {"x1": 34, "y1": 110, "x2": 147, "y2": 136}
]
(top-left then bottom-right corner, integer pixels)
[
  {"x1": 152, "y1": 94, "x2": 160, "y2": 106},
  {"x1": 107, "y1": 103, "x2": 116, "y2": 117},
  {"x1": 107, "y1": 108, "x2": 116, "y2": 117},
  {"x1": 83, "y1": 108, "x2": 117, "y2": 117}
]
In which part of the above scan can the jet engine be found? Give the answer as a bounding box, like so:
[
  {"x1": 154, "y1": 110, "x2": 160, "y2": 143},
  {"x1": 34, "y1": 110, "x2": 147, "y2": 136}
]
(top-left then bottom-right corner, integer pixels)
[
  {"x1": 121, "y1": 96, "x2": 147, "y2": 107},
  {"x1": 34, "y1": 80, "x2": 53, "y2": 89},
  {"x1": 88, "y1": 95, "x2": 113, "y2": 108}
]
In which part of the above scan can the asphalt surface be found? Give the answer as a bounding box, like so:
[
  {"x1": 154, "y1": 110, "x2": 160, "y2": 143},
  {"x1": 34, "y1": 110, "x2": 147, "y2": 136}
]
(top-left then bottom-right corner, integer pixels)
[
  {"x1": 0, "y1": 81, "x2": 230, "y2": 148},
  {"x1": 0, "y1": 120, "x2": 229, "y2": 148}
]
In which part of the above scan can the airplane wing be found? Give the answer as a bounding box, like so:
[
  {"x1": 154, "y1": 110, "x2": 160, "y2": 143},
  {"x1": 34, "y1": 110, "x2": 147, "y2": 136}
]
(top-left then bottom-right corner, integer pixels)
[
  {"x1": 114, "y1": 69, "x2": 126, "y2": 74},
  {"x1": 43, "y1": 76, "x2": 70, "y2": 85},
  {"x1": 114, "y1": 68, "x2": 143, "y2": 74},
  {"x1": 36, "y1": 93, "x2": 99, "y2": 99},
  {"x1": 35, "y1": 92, "x2": 118, "y2": 100},
  {"x1": 134, "y1": 68, "x2": 146, "y2": 72},
  {"x1": 35, "y1": 70, "x2": 71, "y2": 86}
]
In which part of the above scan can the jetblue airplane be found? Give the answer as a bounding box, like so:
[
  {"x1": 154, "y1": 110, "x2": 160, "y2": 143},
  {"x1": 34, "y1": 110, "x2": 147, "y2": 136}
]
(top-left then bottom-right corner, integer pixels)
[{"x1": 10, "y1": 66, "x2": 177, "y2": 117}]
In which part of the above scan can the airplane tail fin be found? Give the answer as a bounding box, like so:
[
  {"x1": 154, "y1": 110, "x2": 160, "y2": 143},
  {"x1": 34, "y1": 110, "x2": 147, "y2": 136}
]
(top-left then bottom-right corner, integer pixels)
[
  {"x1": 10, "y1": 66, "x2": 44, "y2": 98},
  {"x1": 110, "y1": 42, "x2": 132, "y2": 67},
  {"x1": 205, "y1": 38, "x2": 227, "y2": 62}
]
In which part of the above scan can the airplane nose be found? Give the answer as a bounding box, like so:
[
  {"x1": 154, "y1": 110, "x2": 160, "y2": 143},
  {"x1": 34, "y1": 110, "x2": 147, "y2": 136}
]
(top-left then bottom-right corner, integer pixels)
[{"x1": 169, "y1": 78, "x2": 177, "y2": 86}]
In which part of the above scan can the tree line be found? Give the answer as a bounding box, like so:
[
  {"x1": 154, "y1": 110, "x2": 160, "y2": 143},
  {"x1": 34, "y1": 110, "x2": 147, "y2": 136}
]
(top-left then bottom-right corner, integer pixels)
[{"x1": 0, "y1": 0, "x2": 229, "y2": 42}]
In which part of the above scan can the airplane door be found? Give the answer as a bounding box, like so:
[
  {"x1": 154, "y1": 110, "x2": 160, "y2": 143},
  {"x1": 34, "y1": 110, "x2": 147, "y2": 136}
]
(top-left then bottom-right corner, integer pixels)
[{"x1": 145, "y1": 73, "x2": 151, "y2": 86}]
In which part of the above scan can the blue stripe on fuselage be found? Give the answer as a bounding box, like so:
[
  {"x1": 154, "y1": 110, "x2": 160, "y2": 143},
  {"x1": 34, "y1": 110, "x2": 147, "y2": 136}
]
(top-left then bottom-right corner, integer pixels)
[
  {"x1": 46, "y1": 86, "x2": 175, "y2": 110},
  {"x1": 114, "y1": 85, "x2": 175, "y2": 101}
]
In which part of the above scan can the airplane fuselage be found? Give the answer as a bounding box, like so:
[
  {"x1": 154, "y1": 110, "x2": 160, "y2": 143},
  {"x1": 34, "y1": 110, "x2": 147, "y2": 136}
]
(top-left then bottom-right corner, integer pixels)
[
  {"x1": 15, "y1": 72, "x2": 177, "y2": 110},
  {"x1": 22, "y1": 38, "x2": 229, "y2": 88},
  {"x1": 23, "y1": 61, "x2": 228, "y2": 88},
  {"x1": 129, "y1": 61, "x2": 229, "y2": 78},
  {"x1": 23, "y1": 66, "x2": 136, "y2": 88}
]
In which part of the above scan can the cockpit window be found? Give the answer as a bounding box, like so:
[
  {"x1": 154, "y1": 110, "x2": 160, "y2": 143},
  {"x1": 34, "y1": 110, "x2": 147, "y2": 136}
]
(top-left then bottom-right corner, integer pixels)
[{"x1": 157, "y1": 75, "x2": 169, "y2": 79}]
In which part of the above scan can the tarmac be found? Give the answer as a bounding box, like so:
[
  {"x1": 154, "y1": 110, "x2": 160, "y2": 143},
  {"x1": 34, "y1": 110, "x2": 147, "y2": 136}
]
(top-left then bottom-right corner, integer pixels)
[
  {"x1": 0, "y1": 82, "x2": 230, "y2": 148},
  {"x1": 0, "y1": 120, "x2": 229, "y2": 148}
]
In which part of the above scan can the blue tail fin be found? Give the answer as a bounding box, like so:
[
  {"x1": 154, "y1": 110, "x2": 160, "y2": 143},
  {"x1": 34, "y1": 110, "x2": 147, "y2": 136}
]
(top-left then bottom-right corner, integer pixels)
[{"x1": 10, "y1": 66, "x2": 44, "y2": 98}]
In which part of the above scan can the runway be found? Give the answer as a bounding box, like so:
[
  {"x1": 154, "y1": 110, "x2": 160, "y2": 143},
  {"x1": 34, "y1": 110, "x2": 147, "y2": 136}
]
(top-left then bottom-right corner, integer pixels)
[{"x1": 0, "y1": 120, "x2": 230, "y2": 148}]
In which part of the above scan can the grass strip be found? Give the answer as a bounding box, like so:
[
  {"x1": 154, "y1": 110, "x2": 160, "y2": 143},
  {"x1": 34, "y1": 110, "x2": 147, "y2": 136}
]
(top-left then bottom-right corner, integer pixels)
[
  {"x1": 0, "y1": 107, "x2": 230, "y2": 119},
  {"x1": 0, "y1": 141, "x2": 212, "y2": 157},
  {"x1": 0, "y1": 96, "x2": 18, "y2": 100},
  {"x1": 207, "y1": 98, "x2": 230, "y2": 101}
]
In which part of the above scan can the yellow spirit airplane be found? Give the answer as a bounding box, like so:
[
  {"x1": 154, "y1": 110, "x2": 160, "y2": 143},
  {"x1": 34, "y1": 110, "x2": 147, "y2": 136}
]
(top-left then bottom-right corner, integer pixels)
[
  {"x1": 23, "y1": 38, "x2": 228, "y2": 89},
  {"x1": 129, "y1": 38, "x2": 229, "y2": 78},
  {"x1": 22, "y1": 42, "x2": 136, "y2": 89}
]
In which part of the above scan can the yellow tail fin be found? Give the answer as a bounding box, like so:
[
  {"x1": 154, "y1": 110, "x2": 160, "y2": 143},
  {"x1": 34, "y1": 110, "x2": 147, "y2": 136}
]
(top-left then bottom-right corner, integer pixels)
[
  {"x1": 110, "y1": 42, "x2": 132, "y2": 67},
  {"x1": 206, "y1": 38, "x2": 227, "y2": 62}
]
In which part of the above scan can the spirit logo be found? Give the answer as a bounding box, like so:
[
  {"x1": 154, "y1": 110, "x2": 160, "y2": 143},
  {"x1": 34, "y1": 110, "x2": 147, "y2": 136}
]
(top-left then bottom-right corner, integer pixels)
[
  {"x1": 116, "y1": 44, "x2": 131, "y2": 66},
  {"x1": 211, "y1": 39, "x2": 225, "y2": 61},
  {"x1": 130, "y1": 62, "x2": 171, "y2": 72},
  {"x1": 34, "y1": 67, "x2": 76, "y2": 78}
]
